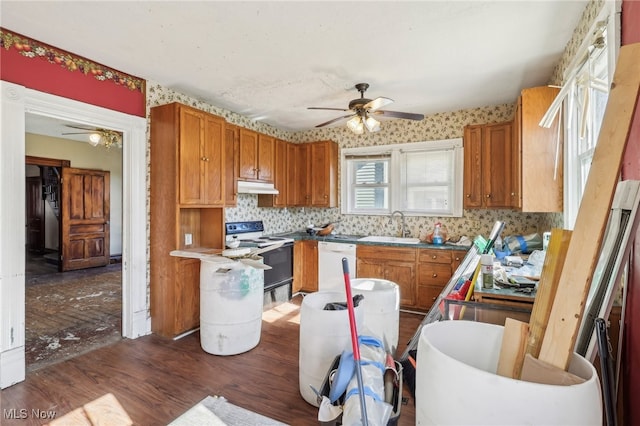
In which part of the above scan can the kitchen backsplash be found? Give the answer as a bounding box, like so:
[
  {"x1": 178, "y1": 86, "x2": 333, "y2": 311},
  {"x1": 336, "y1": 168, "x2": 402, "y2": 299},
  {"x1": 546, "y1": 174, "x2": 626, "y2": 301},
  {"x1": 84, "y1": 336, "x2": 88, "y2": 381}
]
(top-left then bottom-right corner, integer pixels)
[{"x1": 226, "y1": 194, "x2": 547, "y2": 241}]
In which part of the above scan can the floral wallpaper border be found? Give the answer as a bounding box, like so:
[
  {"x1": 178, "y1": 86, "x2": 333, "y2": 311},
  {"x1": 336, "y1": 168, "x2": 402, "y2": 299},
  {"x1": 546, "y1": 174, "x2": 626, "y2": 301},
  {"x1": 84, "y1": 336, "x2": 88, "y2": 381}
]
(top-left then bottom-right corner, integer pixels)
[{"x1": 0, "y1": 28, "x2": 144, "y2": 92}]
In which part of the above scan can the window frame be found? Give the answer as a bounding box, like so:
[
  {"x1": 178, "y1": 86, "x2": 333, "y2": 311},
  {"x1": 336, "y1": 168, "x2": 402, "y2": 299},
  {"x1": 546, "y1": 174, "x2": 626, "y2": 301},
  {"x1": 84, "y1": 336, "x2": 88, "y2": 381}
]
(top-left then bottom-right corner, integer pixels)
[
  {"x1": 563, "y1": 2, "x2": 619, "y2": 230},
  {"x1": 341, "y1": 138, "x2": 464, "y2": 217}
]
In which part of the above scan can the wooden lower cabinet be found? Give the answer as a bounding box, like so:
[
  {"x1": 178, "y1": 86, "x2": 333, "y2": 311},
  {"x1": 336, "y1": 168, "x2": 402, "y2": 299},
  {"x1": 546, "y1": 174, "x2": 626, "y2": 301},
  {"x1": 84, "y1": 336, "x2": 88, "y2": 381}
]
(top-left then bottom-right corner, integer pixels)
[
  {"x1": 293, "y1": 240, "x2": 318, "y2": 293},
  {"x1": 174, "y1": 258, "x2": 201, "y2": 334},
  {"x1": 416, "y1": 249, "x2": 466, "y2": 311},
  {"x1": 356, "y1": 246, "x2": 417, "y2": 307},
  {"x1": 294, "y1": 242, "x2": 468, "y2": 311}
]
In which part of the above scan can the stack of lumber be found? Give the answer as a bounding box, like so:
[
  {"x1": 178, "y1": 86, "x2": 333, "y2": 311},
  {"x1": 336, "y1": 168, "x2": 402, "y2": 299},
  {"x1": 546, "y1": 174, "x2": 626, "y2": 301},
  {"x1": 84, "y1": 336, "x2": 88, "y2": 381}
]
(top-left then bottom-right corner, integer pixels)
[{"x1": 496, "y1": 42, "x2": 640, "y2": 384}]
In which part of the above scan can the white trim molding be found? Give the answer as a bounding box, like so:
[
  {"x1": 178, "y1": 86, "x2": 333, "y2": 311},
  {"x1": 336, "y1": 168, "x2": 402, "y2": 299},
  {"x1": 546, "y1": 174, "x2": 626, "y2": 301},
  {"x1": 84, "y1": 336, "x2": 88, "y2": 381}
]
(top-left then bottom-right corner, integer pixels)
[{"x1": 0, "y1": 81, "x2": 150, "y2": 388}]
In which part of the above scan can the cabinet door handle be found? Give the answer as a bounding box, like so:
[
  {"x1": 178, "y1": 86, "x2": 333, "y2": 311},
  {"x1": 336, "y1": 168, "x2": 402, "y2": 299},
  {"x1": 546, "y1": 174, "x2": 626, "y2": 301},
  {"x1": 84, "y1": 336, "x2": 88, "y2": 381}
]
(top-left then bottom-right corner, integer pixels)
[
  {"x1": 486, "y1": 194, "x2": 491, "y2": 198},
  {"x1": 201, "y1": 157, "x2": 207, "y2": 161},
  {"x1": 466, "y1": 194, "x2": 471, "y2": 198},
  {"x1": 432, "y1": 273, "x2": 438, "y2": 278},
  {"x1": 432, "y1": 255, "x2": 437, "y2": 259}
]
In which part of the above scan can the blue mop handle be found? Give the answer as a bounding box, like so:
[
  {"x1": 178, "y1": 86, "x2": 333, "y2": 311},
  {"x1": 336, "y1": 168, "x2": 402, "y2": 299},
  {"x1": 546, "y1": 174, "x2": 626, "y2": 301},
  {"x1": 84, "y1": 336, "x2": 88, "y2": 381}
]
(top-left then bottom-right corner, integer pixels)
[{"x1": 342, "y1": 257, "x2": 369, "y2": 426}]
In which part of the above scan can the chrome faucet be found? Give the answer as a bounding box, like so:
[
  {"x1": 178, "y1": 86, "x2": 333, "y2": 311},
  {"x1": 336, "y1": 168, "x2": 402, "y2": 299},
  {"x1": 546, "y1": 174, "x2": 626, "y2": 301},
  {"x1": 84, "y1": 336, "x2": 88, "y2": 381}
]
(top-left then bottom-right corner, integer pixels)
[{"x1": 389, "y1": 210, "x2": 410, "y2": 237}]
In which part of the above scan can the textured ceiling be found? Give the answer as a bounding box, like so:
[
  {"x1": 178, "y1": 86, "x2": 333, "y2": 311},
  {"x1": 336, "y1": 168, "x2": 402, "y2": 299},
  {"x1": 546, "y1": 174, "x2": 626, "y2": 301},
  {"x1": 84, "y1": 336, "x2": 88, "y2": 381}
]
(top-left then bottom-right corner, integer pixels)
[{"x1": 1, "y1": 1, "x2": 588, "y2": 133}]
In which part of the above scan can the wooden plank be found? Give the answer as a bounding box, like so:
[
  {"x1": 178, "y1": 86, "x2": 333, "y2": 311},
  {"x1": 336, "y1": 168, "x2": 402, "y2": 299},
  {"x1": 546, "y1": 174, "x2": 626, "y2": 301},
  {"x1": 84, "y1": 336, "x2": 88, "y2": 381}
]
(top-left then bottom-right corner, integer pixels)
[
  {"x1": 526, "y1": 228, "x2": 572, "y2": 358},
  {"x1": 538, "y1": 43, "x2": 640, "y2": 370},
  {"x1": 497, "y1": 318, "x2": 529, "y2": 379},
  {"x1": 520, "y1": 354, "x2": 585, "y2": 386}
]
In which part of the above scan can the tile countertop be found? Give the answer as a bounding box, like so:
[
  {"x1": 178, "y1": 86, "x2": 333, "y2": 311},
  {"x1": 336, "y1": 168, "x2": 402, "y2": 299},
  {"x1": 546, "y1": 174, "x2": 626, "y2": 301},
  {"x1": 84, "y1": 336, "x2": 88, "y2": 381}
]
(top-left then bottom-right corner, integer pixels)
[{"x1": 275, "y1": 231, "x2": 472, "y2": 251}]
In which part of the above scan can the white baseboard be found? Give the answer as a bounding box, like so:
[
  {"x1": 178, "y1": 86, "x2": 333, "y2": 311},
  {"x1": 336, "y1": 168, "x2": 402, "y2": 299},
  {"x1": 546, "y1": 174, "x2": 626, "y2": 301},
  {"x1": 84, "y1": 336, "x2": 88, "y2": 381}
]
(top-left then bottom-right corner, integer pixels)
[{"x1": 0, "y1": 346, "x2": 25, "y2": 389}]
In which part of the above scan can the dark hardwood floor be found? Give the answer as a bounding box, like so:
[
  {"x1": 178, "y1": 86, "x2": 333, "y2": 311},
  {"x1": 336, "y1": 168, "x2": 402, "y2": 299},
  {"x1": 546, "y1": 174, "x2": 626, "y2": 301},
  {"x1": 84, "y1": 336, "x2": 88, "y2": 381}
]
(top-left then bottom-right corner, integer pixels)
[{"x1": 1, "y1": 294, "x2": 425, "y2": 425}]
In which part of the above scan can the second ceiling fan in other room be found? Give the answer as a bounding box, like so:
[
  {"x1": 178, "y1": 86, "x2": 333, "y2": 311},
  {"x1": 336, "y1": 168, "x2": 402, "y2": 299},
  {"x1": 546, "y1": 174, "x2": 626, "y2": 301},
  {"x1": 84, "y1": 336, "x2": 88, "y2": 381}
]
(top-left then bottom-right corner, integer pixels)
[
  {"x1": 62, "y1": 125, "x2": 123, "y2": 148},
  {"x1": 308, "y1": 83, "x2": 424, "y2": 134}
]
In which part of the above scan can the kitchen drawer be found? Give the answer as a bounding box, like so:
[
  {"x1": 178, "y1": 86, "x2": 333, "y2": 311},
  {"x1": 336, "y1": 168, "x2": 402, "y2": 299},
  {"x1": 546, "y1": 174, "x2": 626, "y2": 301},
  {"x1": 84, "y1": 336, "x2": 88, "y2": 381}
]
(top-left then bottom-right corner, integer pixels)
[
  {"x1": 418, "y1": 249, "x2": 451, "y2": 264},
  {"x1": 417, "y1": 263, "x2": 451, "y2": 286},
  {"x1": 357, "y1": 245, "x2": 416, "y2": 262},
  {"x1": 417, "y1": 284, "x2": 445, "y2": 310}
]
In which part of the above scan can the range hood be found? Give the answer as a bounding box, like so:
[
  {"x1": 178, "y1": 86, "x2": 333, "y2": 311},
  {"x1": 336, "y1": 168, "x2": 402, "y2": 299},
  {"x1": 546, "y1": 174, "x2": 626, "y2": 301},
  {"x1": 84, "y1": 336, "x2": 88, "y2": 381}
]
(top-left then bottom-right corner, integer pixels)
[{"x1": 237, "y1": 180, "x2": 279, "y2": 195}]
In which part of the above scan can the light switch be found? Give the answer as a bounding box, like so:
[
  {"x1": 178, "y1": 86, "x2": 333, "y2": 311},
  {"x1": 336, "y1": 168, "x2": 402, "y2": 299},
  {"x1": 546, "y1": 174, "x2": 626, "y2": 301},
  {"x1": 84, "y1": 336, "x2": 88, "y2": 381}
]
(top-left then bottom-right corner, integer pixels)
[{"x1": 185, "y1": 233, "x2": 193, "y2": 245}]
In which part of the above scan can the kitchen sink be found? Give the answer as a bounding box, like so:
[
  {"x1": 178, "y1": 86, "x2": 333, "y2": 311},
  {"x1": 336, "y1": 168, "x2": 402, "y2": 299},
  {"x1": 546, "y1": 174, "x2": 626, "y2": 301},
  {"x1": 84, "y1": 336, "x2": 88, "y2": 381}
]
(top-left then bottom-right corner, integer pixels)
[{"x1": 358, "y1": 236, "x2": 421, "y2": 244}]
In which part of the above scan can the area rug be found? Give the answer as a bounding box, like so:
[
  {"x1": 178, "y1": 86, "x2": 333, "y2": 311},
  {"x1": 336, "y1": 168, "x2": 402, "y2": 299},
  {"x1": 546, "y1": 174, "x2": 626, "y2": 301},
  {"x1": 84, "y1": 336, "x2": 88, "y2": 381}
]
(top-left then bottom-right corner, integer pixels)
[
  {"x1": 25, "y1": 264, "x2": 122, "y2": 371},
  {"x1": 169, "y1": 396, "x2": 288, "y2": 426}
]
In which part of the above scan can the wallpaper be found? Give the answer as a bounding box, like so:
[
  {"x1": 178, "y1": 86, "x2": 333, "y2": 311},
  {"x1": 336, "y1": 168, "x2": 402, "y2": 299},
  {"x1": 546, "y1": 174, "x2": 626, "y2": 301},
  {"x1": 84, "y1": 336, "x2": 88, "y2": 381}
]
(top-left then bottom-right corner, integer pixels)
[
  {"x1": 146, "y1": 0, "x2": 607, "y2": 243},
  {"x1": 147, "y1": 83, "x2": 547, "y2": 242}
]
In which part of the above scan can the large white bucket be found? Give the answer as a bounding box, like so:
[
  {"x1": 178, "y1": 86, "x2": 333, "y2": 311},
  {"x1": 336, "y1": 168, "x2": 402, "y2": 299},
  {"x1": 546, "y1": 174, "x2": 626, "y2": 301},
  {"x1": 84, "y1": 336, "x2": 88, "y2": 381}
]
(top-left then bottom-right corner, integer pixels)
[
  {"x1": 416, "y1": 320, "x2": 602, "y2": 425},
  {"x1": 298, "y1": 291, "x2": 364, "y2": 406},
  {"x1": 199, "y1": 257, "x2": 264, "y2": 356},
  {"x1": 351, "y1": 278, "x2": 400, "y2": 352}
]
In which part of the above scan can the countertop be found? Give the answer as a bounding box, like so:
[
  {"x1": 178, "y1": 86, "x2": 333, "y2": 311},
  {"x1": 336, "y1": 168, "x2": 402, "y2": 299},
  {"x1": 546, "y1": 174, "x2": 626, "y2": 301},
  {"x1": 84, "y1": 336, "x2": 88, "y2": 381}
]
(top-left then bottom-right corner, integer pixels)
[{"x1": 275, "y1": 231, "x2": 472, "y2": 251}]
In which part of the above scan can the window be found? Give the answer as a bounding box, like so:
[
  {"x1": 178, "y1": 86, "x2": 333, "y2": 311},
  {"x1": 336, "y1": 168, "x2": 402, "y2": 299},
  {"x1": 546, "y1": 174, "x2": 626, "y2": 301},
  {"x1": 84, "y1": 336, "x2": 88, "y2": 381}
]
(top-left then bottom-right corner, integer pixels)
[
  {"x1": 342, "y1": 139, "x2": 463, "y2": 216},
  {"x1": 563, "y1": 9, "x2": 617, "y2": 229}
]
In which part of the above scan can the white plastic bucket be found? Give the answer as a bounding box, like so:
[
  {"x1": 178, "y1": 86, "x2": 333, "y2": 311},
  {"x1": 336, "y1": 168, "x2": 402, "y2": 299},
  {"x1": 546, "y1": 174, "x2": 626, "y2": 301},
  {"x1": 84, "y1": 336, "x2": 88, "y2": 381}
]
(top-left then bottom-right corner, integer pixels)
[
  {"x1": 298, "y1": 291, "x2": 364, "y2": 406},
  {"x1": 351, "y1": 278, "x2": 400, "y2": 352},
  {"x1": 416, "y1": 320, "x2": 602, "y2": 425},
  {"x1": 199, "y1": 257, "x2": 264, "y2": 356}
]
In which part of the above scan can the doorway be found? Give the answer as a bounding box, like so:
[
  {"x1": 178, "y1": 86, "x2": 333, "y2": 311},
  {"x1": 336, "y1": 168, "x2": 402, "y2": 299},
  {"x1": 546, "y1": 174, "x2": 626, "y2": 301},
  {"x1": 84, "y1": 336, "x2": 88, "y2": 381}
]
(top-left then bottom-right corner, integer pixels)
[
  {"x1": 24, "y1": 151, "x2": 121, "y2": 371},
  {"x1": 0, "y1": 82, "x2": 148, "y2": 389}
]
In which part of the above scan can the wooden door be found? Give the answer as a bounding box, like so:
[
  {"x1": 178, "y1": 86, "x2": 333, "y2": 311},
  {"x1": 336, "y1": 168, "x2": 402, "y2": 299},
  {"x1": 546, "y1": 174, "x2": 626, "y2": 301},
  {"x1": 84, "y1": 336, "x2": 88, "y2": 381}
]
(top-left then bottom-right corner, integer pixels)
[
  {"x1": 310, "y1": 142, "x2": 328, "y2": 206},
  {"x1": 258, "y1": 138, "x2": 287, "y2": 207},
  {"x1": 298, "y1": 144, "x2": 311, "y2": 205},
  {"x1": 286, "y1": 143, "x2": 302, "y2": 206},
  {"x1": 238, "y1": 128, "x2": 258, "y2": 180},
  {"x1": 257, "y1": 134, "x2": 275, "y2": 181},
  {"x1": 26, "y1": 176, "x2": 45, "y2": 253},
  {"x1": 386, "y1": 261, "x2": 416, "y2": 307},
  {"x1": 178, "y1": 106, "x2": 205, "y2": 205},
  {"x1": 61, "y1": 167, "x2": 110, "y2": 271},
  {"x1": 482, "y1": 122, "x2": 513, "y2": 208},
  {"x1": 463, "y1": 125, "x2": 483, "y2": 208},
  {"x1": 203, "y1": 114, "x2": 225, "y2": 205},
  {"x1": 224, "y1": 124, "x2": 239, "y2": 206}
]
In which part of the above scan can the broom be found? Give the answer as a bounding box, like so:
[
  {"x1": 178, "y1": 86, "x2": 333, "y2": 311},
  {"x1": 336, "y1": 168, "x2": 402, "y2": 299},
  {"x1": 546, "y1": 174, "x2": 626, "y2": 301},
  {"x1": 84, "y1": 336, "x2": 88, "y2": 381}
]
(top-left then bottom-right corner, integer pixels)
[{"x1": 342, "y1": 257, "x2": 369, "y2": 426}]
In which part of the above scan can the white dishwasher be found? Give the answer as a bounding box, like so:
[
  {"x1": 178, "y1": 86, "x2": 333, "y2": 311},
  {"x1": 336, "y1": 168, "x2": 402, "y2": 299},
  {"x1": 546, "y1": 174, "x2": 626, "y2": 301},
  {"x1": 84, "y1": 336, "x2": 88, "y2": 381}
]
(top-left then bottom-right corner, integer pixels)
[{"x1": 318, "y1": 241, "x2": 357, "y2": 292}]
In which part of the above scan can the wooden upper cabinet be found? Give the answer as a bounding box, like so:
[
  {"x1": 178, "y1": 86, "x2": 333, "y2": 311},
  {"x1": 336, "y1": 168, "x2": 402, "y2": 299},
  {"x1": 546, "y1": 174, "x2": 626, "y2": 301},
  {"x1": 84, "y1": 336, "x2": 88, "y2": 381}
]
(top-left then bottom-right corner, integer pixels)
[
  {"x1": 286, "y1": 143, "x2": 309, "y2": 206},
  {"x1": 237, "y1": 129, "x2": 275, "y2": 182},
  {"x1": 257, "y1": 134, "x2": 275, "y2": 181},
  {"x1": 257, "y1": 138, "x2": 288, "y2": 207},
  {"x1": 309, "y1": 140, "x2": 338, "y2": 207},
  {"x1": 514, "y1": 86, "x2": 563, "y2": 212},
  {"x1": 463, "y1": 122, "x2": 514, "y2": 209},
  {"x1": 238, "y1": 128, "x2": 259, "y2": 180},
  {"x1": 463, "y1": 126, "x2": 483, "y2": 208},
  {"x1": 169, "y1": 104, "x2": 225, "y2": 206},
  {"x1": 224, "y1": 124, "x2": 239, "y2": 206}
]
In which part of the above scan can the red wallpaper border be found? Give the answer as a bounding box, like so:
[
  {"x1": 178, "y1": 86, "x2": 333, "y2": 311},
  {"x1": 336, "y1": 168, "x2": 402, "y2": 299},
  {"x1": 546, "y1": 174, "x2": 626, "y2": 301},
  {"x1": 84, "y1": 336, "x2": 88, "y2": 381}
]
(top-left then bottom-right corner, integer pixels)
[{"x1": 0, "y1": 28, "x2": 145, "y2": 117}]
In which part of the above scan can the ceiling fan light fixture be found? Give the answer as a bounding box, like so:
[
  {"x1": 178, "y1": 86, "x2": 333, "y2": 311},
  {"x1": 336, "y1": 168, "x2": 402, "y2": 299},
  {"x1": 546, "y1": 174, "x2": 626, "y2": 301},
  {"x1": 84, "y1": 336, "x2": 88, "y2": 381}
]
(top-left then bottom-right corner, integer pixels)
[
  {"x1": 364, "y1": 116, "x2": 381, "y2": 132},
  {"x1": 89, "y1": 133, "x2": 101, "y2": 146},
  {"x1": 347, "y1": 116, "x2": 364, "y2": 134}
]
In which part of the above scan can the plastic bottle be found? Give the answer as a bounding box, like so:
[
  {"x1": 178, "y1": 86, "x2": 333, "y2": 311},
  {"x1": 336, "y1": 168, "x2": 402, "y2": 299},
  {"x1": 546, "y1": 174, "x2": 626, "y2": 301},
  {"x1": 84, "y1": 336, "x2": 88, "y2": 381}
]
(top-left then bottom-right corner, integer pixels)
[
  {"x1": 481, "y1": 254, "x2": 494, "y2": 289},
  {"x1": 432, "y1": 223, "x2": 443, "y2": 245}
]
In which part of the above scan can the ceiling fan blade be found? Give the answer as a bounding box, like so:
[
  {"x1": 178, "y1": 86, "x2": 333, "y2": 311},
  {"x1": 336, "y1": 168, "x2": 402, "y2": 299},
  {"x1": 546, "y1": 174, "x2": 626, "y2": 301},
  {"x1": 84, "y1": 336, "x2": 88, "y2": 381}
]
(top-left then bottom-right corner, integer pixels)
[
  {"x1": 315, "y1": 113, "x2": 356, "y2": 128},
  {"x1": 373, "y1": 110, "x2": 425, "y2": 121},
  {"x1": 65, "y1": 124, "x2": 97, "y2": 131},
  {"x1": 364, "y1": 97, "x2": 394, "y2": 112},
  {"x1": 308, "y1": 107, "x2": 350, "y2": 112}
]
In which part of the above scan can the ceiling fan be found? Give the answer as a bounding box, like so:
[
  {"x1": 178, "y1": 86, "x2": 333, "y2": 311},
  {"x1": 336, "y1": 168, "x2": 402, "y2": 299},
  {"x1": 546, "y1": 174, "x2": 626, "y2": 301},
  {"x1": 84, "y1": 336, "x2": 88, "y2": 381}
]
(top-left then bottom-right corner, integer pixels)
[
  {"x1": 308, "y1": 83, "x2": 425, "y2": 134},
  {"x1": 62, "y1": 125, "x2": 122, "y2": 148}
]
